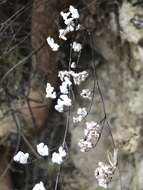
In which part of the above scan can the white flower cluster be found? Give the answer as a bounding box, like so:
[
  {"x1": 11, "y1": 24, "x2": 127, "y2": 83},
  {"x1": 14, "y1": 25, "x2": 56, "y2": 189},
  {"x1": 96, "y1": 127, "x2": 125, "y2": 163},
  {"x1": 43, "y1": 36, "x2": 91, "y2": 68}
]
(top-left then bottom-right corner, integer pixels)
[
  {"x1": 73, "y1": 107, "x2": 87, "y2": 123},
  {"x1": 71, "y1": 62, "x2": 76, "y2": 68},
  {"x1": 78, "y1": 121, "x2": 101, "y2": 152},
  {"x1": 45, "y1": 70, "x2": 88, "y2": 112},
  {"x1": 59, "y1": 5, "x2": 80, "y2": 41},
  {"x1": 72, "y1": 41, "x2": 82, "y2": 52},
  {"x1": 94, "y1": 162, "x2": 114, "y2": 188},
  {"x1": 47, "y1": 5, "x2": 80, "y2": 51},
  {"x1": 52, "y1": 146, "x2": 66, "y2": 165},
  {"x1": 14, "y1": 144, "x2": 67, "y2": 166},
  {"x1": 13, "y1": 151, "x2": 29, "y2": 164},
  {"x1": 32, "y1": 181, "x2": 46, "y2": 190},
  {"x1": 45, "y1": 83, "x2": 56, "y2": 99},
  {"x1": 59, "y1": 75, "x2": 72, "y2": 94},
  {"x1": 59, "y1": 70, "x2": 88, "y2": 85},
  {"x1": 77, "y1": 107, "x2": 87, "y2": 117},
  {"x1": 71, "y1": 71, "x2": 88, "y2": 85},
  {"x1": 95, "y1": 149, "x2": 118, "y2": 188},
  {"x1": 36, "y1": 143, "x2": 49, "y2": 157},
  {"x1": 14, "y1": 143, "x2": 49, "y2": 165},
  {"x1": 53, "y1": 70, "x2": 88, "y2": 112},
  {"x1": 56, "y1": 70, "x2": 72, "y2": 112},
  {"x1": 55, "y1": 94, "x2": 72, "y2": 112},
  {"x1": 69, "y1": 5, "x2": 80, "y2": 19},
  {"x1": 58, "y1": 70, "x2": 70, "y2": 81},
  {"x1": 47, "y1": 5, "x2": 80, "y2": 50},
  {"x1": 80, "y1": 89, "x2": 92, "y2": 100},
  {"x1": 47, "y1": 37, "x2": 59, "y2": 51}
]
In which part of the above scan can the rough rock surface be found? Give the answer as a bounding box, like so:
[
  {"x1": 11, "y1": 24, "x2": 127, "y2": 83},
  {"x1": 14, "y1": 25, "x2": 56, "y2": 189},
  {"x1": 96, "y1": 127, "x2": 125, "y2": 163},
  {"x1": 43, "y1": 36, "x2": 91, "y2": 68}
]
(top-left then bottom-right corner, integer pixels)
[{"x1": 69, "y1": 2, "x2": 143, "y2": 190}]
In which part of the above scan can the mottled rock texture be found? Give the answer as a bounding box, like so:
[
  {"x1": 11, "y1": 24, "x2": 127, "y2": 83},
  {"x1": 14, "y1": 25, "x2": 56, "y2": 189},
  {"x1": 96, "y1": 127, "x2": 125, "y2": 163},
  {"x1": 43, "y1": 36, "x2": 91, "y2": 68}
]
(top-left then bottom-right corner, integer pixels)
[{"x1": 70, "y1": 1, "x2": 143, "y2": 190}]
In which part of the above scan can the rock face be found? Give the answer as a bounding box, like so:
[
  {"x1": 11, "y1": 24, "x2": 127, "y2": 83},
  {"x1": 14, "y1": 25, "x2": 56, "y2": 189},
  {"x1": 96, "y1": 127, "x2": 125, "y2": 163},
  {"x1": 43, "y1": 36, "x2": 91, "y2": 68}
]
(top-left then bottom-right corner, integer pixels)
[{"x1": 69, "y1": 1, "x2": 143, "y2": 190}]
